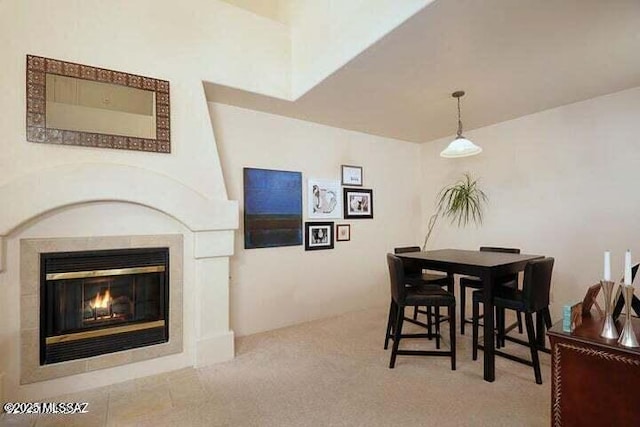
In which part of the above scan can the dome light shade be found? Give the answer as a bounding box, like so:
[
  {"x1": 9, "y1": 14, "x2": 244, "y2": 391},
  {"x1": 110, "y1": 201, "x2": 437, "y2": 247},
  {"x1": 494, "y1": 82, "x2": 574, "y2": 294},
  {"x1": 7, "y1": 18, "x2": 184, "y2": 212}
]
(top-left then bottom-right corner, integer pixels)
[
  {"x1": 440, "y1": 136, "x2": 483, "y2": 158},
  {"x1": 440, "y1": 90, "x2": 482, "y2": 159}
]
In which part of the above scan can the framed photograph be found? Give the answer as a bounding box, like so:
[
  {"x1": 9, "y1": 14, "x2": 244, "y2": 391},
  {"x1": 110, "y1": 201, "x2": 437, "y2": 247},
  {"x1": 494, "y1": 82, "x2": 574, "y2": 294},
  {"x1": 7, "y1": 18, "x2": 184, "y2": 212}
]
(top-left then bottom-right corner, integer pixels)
[
  {"x1": 341, "y1": 165, "x2": 363, "y2": 186},
  {"x1": 308, "y1": 179, "x2": 342, "y2": 219},
  {"x1": 305, "y1": 222, "x2": 334, "y2": 250},
  {"x1": 570, "y1": 302, "x2": 583, "y2": 332},
  {"x1": 336, "y1": 224, "x2": 351, "y2": 242},
  {"x1": 244, "y1": 168, "x2": 302, "y2": 249},
  {"x1": 582, "y1": 283, "x2": 603, "y2": 317},
  {"x1": 343, "y1": 188, "x2": 373, "y2": 219}
]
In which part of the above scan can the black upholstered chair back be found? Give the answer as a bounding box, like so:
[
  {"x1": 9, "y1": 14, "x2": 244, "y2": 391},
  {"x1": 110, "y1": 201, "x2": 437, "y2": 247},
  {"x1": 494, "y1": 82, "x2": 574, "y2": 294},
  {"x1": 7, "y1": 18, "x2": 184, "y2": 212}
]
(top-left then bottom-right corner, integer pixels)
[
  {"x1": 394, "y1": 246, "x2": 422, "y2": 276},
  {"x1": 387, "y1": 253, "x2": 407, "y2": 304},
  {"x1": 394, "y1": 246, "x2": 421, "y2": 254},
  {"x1": 522, "y1": 257, "x2": 555, "y2": 312},
  {"x1": 479, "y1": 247, "x2": 520, "y2": 254},
  {"x1": 480, "y1": 246, "x2": 521, "y2": 284}
]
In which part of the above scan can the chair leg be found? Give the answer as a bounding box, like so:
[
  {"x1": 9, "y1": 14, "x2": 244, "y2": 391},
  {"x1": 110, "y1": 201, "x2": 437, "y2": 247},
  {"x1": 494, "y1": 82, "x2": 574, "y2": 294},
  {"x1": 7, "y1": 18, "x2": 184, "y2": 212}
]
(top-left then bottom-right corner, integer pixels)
[
  {"x1": 472, "y1": 298, "x2": 479, "y2": 361},
  {"x1": 449, "y1": 304, "x2": 456, "y2": 370},
  {"x1": 389, "y1": 305, "x2": 405, "y2": 369},
  {"x1": 427, "y1": 307, "x2": 433, "y2": 340},
  {"x1": 525, "y1": 312, "x2": 542, "y2": 384},
  {"x1": 537, "y1": 307, "x2": 553, "y2": 349},
  {"x1": 534, "y1": 310, "x2": 549, "y2": 347},
  {"x1": 543, "y1": 307, "x2": 553, "y2": 329},
  {"x1": 384, "y1": 300, "x2": 395, "y2": 350},
  {"x1": 495, "y1": 308, "x2": 502, "y2": 349},
  {"x1": 435, "y1": 308, "x2": 441, "y2": 349},
  {"x1": 460, "y1": 283, "x2": 467, "y2": 335},
  {"x1": 426, "y1": 306, "x2": 433, "y2": 339},
  {"x1": 517, "y1": 312, "x2": 523, "y2": 334},
  {"x1": 413, "y1": 306, "x2": 418, "y2": 320},
  {"x1": 500, "y1": 308, "x2": 507, "y2": 347}
]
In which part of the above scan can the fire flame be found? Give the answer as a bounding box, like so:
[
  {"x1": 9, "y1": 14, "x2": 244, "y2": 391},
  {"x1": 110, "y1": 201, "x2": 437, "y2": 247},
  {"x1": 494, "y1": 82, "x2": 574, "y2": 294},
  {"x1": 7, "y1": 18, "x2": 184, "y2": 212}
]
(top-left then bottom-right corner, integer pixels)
[{"x1": 90, "y1": 289, "x2": 112, "y2": 309}]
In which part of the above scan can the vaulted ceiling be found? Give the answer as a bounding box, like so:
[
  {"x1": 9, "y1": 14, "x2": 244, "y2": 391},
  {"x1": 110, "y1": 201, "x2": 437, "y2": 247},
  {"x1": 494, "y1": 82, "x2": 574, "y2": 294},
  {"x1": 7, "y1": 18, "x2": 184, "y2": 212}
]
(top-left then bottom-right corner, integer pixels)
[{"x1": 206, "y1": 0, "x2": 640, "y2": 143}]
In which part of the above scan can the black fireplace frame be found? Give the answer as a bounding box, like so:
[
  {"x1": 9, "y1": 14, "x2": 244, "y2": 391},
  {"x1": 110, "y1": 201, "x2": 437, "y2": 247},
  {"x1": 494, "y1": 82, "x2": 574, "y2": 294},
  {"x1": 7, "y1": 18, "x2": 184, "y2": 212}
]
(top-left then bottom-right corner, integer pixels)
[{"x1": 39, "y1": 247, "x2": 170, "y2": 365}]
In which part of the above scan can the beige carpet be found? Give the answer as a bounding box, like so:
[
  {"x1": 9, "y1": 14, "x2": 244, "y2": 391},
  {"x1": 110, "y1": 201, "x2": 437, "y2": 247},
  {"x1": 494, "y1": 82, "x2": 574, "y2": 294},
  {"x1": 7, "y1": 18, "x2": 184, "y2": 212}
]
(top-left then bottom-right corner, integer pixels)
[{"x1": 1, "y1": 306, "x2": 550, "y2": 426}]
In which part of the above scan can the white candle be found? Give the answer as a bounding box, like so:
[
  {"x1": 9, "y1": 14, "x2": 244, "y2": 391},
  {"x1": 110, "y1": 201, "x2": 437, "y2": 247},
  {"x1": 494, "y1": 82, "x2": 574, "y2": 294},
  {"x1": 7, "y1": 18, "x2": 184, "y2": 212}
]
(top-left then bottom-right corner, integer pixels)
[
  {"x1": 624, "y1": 250, "x2": 632, "y2": 285},
  {"x1": 604, "y1": 251, "x2": 611, "y2": 281}
]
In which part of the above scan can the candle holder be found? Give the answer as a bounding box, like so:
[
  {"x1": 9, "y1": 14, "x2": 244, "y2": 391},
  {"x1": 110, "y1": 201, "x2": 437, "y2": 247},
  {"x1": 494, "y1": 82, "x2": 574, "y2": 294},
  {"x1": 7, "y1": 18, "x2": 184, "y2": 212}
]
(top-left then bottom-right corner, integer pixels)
[
  {"x1": 600, "y1": 280, "x2": 619, "y2": 339},
  {"x1": 618, "y1": 285, "x2": 639, "y2": 348}
]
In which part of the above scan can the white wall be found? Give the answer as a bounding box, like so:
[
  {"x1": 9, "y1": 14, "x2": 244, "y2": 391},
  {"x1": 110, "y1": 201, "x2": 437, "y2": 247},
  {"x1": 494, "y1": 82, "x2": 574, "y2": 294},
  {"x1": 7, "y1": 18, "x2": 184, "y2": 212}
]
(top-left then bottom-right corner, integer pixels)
[
  {"x1": 210, "y1": 103, "x2": 423, "y2": 336},
  {"x1": 218, "y1": 0, "x2": 289, "y2": 24},
  {"x1": 0, "y1": 0, "x2": 431, "y2": 399},
  {"x1": 0, "y1": 0, "x2": 290, "y2": 399},
  {"x1": 0, "y1": 0, "x2": 291, "y2": 194},
  {"x1": 421, "y1": 87, "x2": 640, "y2": 319}
]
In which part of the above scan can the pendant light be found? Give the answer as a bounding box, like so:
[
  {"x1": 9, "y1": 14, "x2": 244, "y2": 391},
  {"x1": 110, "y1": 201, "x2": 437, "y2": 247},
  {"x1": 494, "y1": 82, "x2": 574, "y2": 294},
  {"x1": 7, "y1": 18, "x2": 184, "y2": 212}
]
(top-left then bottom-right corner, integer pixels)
[{"x1": 440, "y1": 91, "x2": 482, "y2": 158}]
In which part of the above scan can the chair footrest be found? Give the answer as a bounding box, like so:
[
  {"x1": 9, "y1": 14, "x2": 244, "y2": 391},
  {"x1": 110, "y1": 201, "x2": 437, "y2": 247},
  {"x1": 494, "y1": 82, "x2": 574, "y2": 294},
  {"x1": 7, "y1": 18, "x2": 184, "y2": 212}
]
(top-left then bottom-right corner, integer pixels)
[
  {"x1": 463, "y1": 315, "x2": 484, "y2": 326},
  {"x1": 502, "y1": 336, "x2": 551, "y2": 354},
  {"x1": 414, "y1": 309, "x2": 451, "y2": 323},
  {"x1": 503, "y1": 322, "x2": 519, "y2": 334},
  {"x1": 395, "y1": 350, "x2": 452, "y2": 357},
  {"x1": 404, "y1": 316, "x2": 450, "y2": 328},
  {"x1": 388, "y1": 333, "x2": 439, "y2": 342},
  {"x1": 397, "y1": 333, "x2": 437, "y2": 339},
  {"x1": 404, "y1": 317, "x2": 430, "y2": 329},
  {"x1": 476, "y1": 345, "x2": 534, "y2": 367}
]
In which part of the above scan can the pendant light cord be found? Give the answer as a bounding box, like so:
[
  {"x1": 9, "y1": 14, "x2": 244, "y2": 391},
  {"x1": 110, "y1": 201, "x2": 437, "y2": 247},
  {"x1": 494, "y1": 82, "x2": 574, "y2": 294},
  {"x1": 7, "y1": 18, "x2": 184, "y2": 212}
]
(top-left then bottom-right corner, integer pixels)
[{"x1": 457, "y1": 96, "x2": 463, "y2": 138}]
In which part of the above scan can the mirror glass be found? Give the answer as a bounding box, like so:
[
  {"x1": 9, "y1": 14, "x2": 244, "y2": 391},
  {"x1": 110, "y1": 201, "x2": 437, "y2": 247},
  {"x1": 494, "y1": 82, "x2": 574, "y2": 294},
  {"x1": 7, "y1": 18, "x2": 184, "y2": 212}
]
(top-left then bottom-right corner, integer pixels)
[
  {"x1": 27, "y1": 55, "x2": 170, "y2": 153},
  {"x1": 46, "y1": 74, "x2": 157, "y2": 139}
]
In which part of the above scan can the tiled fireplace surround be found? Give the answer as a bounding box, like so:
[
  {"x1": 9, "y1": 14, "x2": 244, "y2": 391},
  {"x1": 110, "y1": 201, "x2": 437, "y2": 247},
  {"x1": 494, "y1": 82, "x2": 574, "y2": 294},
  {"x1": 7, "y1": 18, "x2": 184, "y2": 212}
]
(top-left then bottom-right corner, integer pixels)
[
  {"x1": 0, "y1": 164, "x2": 238, "y2": 400},
  {"x1": 20, "y1": 235, "x2": 184, "y2": 384}
]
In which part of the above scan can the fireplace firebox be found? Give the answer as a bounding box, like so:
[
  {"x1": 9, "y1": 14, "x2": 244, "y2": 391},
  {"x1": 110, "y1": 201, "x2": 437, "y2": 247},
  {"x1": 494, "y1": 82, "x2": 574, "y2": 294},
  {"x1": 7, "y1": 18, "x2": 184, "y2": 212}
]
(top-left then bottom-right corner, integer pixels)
[{"x1": 40, "y1": 248, "x2": 169, "y2": 365}]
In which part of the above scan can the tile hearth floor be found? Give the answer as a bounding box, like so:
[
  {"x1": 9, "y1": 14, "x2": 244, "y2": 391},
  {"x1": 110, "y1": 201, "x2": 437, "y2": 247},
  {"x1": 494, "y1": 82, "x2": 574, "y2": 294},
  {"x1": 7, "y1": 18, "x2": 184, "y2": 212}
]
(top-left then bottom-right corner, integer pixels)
[
  {"x1": 1, "y1": 367, "x2": 210, "y2": 427},
  {"x1": 1, "y1": 306, "x2": 550, "y2": 426}
]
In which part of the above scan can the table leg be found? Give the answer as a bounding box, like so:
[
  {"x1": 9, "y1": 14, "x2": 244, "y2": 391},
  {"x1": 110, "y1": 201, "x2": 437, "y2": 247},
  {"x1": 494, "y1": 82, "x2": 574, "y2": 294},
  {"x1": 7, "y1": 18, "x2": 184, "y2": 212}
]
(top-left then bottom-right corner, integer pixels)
[
  {"x1": 446, "y1": 272, "x2": 454, "y2": 294},
  {"x1": 482, "y1": 271, "x2": 495, "y2": 382}
]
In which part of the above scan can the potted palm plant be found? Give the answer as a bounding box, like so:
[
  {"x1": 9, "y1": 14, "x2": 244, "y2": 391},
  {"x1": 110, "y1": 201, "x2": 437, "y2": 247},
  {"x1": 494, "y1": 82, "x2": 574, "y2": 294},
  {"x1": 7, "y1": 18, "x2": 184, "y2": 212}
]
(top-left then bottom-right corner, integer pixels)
[{"x1": 422, "y1": 173, "x2": 488, "y2": 250}]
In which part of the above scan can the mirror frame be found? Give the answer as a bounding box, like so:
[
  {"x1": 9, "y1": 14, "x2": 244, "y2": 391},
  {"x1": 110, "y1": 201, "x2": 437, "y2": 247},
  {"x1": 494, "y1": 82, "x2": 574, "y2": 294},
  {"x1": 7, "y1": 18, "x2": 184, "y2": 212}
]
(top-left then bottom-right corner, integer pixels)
[{"x1": 26, "y1": 55, "x2": 170, "y2": 153}]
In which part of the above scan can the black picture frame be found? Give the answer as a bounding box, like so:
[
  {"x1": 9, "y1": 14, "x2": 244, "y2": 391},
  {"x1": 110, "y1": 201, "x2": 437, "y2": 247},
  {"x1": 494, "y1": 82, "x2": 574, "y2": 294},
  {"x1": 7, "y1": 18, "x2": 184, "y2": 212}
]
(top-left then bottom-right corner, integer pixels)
[
  {"x1": 341, "y1": 165, "x2": 363, "y2": 186},
  {"x1": 336, "y1": 224, "x2": 351, "y2": 241},
  {"x1": 343, "y1": 188, "x2": 373, "y2": 219},
  {"x1": 304, "y1": 221, "x2": 334, "y2": 250}
]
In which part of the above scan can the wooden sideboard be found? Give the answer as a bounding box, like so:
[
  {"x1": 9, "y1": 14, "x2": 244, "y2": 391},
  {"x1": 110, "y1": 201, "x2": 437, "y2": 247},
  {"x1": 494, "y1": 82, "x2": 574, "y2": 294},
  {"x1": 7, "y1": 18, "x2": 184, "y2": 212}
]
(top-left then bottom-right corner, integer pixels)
[{"x1": 548, "y1": 314, "x2": 640, "y2": 426}]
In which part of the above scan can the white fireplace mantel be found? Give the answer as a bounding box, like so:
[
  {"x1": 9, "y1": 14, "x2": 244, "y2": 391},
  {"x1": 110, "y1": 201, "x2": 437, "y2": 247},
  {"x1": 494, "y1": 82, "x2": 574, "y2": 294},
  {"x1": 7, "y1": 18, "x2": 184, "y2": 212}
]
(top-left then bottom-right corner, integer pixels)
[
  {"x1": 0, "y1": 163, "x2": 239, "y2": 397},
  {"x1": 0, "y1": 163, "x2": 238, "y2": 271}
]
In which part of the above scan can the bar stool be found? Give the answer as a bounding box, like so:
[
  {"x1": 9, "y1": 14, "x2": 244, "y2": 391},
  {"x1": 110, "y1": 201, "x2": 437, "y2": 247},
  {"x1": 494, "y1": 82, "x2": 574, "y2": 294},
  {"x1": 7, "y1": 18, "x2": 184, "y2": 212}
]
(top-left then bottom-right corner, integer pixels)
[
  {"x1": 384, "y1": 253, "x2": 456, "y2": 370},
  {"x1": 472, "y1": 257, "x2": 554, "y2": 384},
  {"x1": 394, "y1": 246, "x2": 452, "y2": 332}
]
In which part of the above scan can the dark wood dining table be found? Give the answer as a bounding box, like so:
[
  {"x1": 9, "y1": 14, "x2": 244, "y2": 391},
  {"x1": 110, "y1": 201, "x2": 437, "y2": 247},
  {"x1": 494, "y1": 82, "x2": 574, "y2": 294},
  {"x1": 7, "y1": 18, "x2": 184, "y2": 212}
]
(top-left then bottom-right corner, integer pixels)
[{"x1": 396, "y1": 248, "x2": 544, "y2": 382}]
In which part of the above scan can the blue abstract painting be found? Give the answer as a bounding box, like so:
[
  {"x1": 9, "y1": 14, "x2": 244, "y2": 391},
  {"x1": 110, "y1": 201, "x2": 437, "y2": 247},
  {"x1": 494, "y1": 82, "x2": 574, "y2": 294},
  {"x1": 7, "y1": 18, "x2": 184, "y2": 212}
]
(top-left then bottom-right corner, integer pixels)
[{"x1": 244, "y1": 168, "x2": 302, "y2": 249}]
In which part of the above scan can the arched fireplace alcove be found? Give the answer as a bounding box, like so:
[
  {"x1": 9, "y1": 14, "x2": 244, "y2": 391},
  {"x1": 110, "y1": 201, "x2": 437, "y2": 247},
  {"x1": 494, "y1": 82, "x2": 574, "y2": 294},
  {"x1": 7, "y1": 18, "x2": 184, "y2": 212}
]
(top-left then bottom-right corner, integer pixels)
[{"x1": 0, "y1": 163, "x2": 237, "y2": 397}]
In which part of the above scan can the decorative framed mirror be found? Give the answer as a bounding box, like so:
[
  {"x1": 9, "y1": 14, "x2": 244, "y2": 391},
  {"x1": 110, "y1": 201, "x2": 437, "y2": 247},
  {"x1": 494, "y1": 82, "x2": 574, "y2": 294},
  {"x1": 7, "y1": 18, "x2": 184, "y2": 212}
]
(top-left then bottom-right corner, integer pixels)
[{"x1": 26, "y1": 55, "x2": 170, "y2": 153}]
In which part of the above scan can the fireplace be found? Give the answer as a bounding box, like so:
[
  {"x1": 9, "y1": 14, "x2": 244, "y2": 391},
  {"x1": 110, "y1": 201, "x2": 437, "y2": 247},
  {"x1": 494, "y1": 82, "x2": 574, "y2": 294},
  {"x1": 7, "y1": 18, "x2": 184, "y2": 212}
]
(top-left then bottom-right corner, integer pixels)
[{"x1": 40, "y1": 248, "x2": 169, "y2": 365}]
